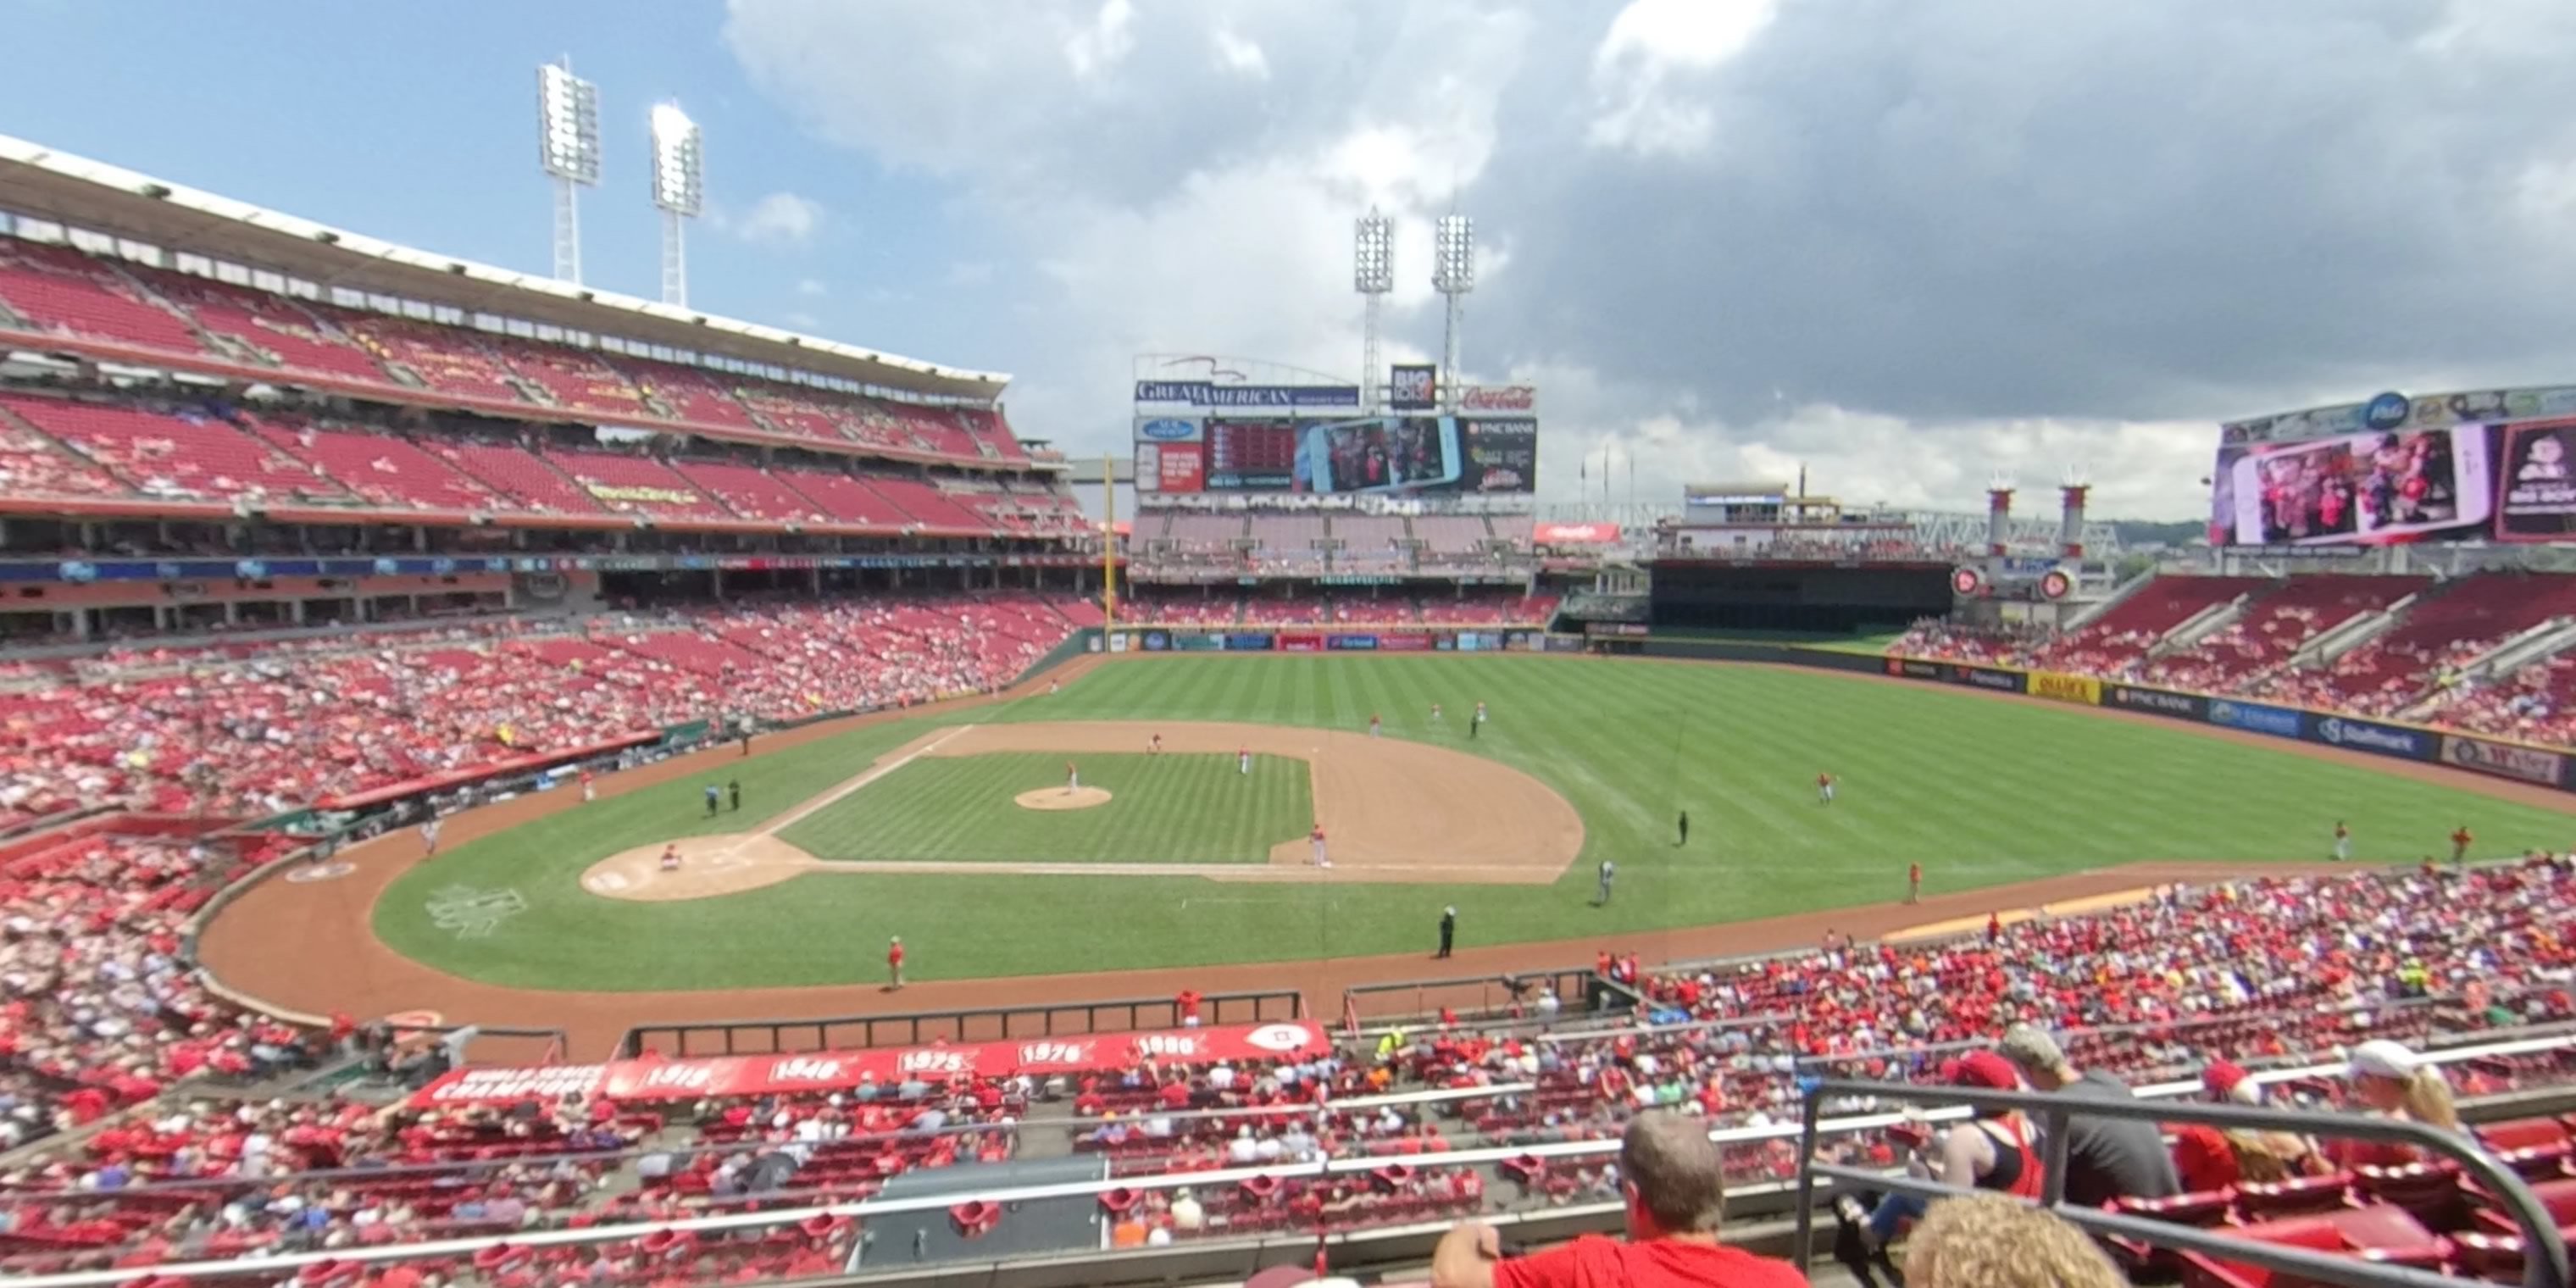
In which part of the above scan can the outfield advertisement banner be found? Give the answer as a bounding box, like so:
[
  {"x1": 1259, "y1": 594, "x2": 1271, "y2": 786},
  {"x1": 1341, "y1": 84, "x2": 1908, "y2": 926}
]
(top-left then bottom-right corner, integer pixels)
[
  {"x1": 1279, "y1": 633, "x2": 1324, "y2": 652},
  {"x1": 1173, "y1": 633, "x2": 1228, "y2": 652},
  {"x1": 1141, "y1": 630, "x2": 1173, "y2": 652},
  {"x1": 410, "y1": 1022, "x2": 1335, "y2": 1108},
  {"x1": 1885, "y1": 657, "x2": 2024, "y2": 693},
  {"x1": 1224, "y1": 633, "x2": 1275, "y2": 651},
  {"x1": 2028, "y1": 671, "x2": 2102, "y2": 706},
  {"x1": 2310, "y1": 714, "x2": 2438, "y2": 763},
  {"x1": 1327, "y1": 634, "x2": 1380, "y2": 651},
  {"x1": 1376, "y1": 634, "x2": 1434, "y2": 652},
  {"x1": 2441, "y1": 733, "x2": 2568, "y2": 787},
  {"x1": 2107, "y1": 684, "x2": 2206, "y2": 719},
  {"x1": 2206, "y1": 698, "x2": 2306, "y2": 739}
]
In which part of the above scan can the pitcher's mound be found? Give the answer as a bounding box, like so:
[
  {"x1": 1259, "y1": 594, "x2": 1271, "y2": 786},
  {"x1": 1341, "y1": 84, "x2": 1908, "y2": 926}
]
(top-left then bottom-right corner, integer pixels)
[{"x1": 1017, "y1": 786, "x2": 1113, "y2": 811}]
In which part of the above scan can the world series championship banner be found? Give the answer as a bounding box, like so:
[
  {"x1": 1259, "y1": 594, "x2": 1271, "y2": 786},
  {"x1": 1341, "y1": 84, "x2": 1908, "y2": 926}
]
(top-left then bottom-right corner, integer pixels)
[{"x1": 409, "y1": 1020, "x2": 1334, "y2": 1108}]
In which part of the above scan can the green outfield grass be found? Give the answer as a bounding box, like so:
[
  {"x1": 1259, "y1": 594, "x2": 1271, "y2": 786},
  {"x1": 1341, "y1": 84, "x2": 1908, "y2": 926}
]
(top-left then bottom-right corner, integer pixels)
[
  {"x1": 778, "y1": 752, "x2": 1310, "y2": 863},
  {"x1": 369, "y1": 655, "x2": 2576, "y2": 991}
]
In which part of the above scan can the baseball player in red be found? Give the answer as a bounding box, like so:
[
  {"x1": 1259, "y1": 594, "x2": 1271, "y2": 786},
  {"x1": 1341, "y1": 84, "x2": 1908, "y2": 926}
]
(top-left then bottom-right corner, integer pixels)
[
  {"x1": 1907, "y1": 862, "x2": 1921, "y2": 904},
  {"x1": 1817, "y1": 771, "x2": 1835, "y2": 805},
  {"x1": 580, "y1": 768, "x2": 596, "y2": 803},
  {"x1": 2451, "y1": 824, "x2": 2473, "y2": 866},
  {"x1": 2334, "y1": 821, "x2": 2351, "y2": 863},
  {"x1": 1309, "y1": 824, "x2": 1330, "y2": 868},
  {"x1": 1237, "y1": 747, "x2": 1251, "y2": 775},
  {"x1": 1368, "y1": 712, "x2": 1382, "y2": 739},
  {"x1": 659, "y1": 843, "x2": 681, "y2": 872},
  {"x1": 1149, "y1": 733, "x2": 1163, "y2": 755},
  {"x1": 887, "y1": 936, "x2": 905, "y2": 990}
]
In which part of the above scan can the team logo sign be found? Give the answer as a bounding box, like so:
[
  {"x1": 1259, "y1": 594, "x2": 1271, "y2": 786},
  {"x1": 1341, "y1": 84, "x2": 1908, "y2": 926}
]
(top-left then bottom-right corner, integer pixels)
[
  {"x1": 425, "y1": 886, "x2": 528, "y2": 939},
  {"x1": 1243, "y1": 1022, "x2": 1317, "y2": 1053}
]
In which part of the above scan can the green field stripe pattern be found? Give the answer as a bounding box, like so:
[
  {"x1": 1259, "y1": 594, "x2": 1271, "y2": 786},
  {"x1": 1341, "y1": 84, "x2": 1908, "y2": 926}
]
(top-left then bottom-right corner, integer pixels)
[
  {"x1": 369, "y1": 657, "x2": 2576, "y2": 991},
  {"x1": 778, "y1": 752, "x2": 1310, "y2": 863}
]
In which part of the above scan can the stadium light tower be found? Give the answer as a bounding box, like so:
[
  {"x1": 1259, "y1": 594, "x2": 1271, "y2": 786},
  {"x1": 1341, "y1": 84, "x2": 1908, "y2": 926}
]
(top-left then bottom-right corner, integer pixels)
[
  {"x1": 1433, "y1": 209, "x2": 1476, "y2": 410},
  {"x1": 1354, "y1": 208, "x2": 1394, "y2": 413},
  {"x1": 649, "y1": 102, "x2": 705, "y2": 308},
  {"x1": 536, "y1": 59, "x2": 601, "y2": 285}
]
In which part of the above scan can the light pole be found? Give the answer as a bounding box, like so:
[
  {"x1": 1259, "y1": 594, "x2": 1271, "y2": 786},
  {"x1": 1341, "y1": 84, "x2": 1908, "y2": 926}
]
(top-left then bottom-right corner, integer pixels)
[
  {"x1": 1353, "y1": 208, "x2": 1393, "y2": 413},
  {"x1": 536, "y1": 60, "x2": 601, "y2": 285},
  {"x1": 1433, "y1": 211, "x2": 1475, "y2": 411},
  {"x1": 650, "y1": 103, "x2": 704, "y2": 308}
]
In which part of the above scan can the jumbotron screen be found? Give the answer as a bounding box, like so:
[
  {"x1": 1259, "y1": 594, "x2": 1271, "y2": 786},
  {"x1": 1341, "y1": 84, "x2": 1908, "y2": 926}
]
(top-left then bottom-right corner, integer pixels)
[
  {"x1": 2210, "y1": 386, "x2": 2576, "y2": 547},
  {"x1": 1136, "y1": 414, "x2": 1536, "y2": 496}
]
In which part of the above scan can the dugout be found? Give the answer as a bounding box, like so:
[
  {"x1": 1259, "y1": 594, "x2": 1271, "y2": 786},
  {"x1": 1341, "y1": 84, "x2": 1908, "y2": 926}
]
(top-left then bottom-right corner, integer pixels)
[{"x1": 1646, "y1": 562, "x2": 1951, "y2": 635}]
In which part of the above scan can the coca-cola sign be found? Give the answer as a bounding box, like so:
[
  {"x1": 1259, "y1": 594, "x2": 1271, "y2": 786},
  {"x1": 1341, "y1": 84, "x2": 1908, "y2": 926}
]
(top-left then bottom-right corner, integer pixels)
[{"x1": 1459, "y1": 385, "x2": 1536, "y2": 411}]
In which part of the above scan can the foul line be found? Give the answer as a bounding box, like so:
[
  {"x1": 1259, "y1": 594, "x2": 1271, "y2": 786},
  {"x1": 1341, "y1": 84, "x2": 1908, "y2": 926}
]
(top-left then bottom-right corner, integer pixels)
[{"x1": 758, "y1": 724, "x2": 978, "y2": 837}]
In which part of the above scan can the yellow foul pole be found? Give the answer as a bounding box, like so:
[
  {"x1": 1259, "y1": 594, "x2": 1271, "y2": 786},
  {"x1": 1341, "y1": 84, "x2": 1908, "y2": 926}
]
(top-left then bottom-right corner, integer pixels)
[{"x1": 1102, "y1": 452, "x2": 1118, "y2": 631}]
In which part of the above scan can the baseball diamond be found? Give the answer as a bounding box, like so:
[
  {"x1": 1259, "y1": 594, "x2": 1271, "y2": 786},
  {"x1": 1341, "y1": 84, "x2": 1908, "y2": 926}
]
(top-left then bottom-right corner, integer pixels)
[{"x1": 196, "y1": 652, "x2": 2576, "y2": 1047}]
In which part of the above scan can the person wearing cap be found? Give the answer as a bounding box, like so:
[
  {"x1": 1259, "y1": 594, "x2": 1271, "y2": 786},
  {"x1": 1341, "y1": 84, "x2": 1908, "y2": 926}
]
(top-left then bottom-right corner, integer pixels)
[
  {"x1": 1996, "y1": 1023, "x2": 2178, "y2": 1207},
  {"x1": 1831, "y1": 1051, "x2": 2041, "y2": 1285},
  {"x1": 2172, "y1": 1059, "x2": 2318, "y2": 1191},
  {"x1": 2332, "y1": 1039, "x2": 2458, "y2": 1169},
  {"x1": 1431, "y1": 1110, "x2": 1809, "y2": 1288},
  {"x1": 1439, "y1": 906, "x2": 1457, "y2": 959}
]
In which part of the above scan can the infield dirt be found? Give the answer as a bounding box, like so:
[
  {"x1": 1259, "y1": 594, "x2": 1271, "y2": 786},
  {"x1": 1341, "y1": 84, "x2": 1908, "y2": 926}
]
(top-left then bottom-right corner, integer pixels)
[{"x1": 573, "y1": 719, "x2": 1585, "y2": 901}]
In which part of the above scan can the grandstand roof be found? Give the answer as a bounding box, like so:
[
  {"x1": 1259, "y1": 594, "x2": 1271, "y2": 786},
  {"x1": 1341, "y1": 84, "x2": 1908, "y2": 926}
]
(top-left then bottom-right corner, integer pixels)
[{"x1": 0, "y1": 133, "x2": 1010, "y2": 402}]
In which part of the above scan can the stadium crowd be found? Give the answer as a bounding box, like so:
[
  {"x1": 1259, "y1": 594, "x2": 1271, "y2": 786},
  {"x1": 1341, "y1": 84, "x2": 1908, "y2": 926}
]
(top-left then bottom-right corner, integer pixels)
[
  {"x1": 0, "y1": 594, "x2": 1080, "y2": 826},
  {"x1": 3, "y1": 852, "x2": 2570, "y2": 1276}
]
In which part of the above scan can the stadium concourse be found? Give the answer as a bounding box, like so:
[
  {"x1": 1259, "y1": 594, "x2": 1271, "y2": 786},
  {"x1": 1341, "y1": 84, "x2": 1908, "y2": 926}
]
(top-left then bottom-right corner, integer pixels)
[{"x1": 1889, "y1": 570, "x2": 2576, "y2": 750}]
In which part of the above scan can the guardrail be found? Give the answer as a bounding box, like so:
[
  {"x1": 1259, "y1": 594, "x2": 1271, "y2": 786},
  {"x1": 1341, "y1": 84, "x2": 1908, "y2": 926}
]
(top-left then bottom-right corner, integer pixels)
[
  {"x1": 1341, "y1": 968, "x2": 1604, "y2": 1028},
  {"x1": 14, "y1": 1031, "x2": 2568, "y2": 1288},
  {"x1": 616, "y1": 988, "x2": 1307, "y2": 1058},
  {"x1": 1795, "y1": 1076, "x2": 2573, "y2": 1288}
]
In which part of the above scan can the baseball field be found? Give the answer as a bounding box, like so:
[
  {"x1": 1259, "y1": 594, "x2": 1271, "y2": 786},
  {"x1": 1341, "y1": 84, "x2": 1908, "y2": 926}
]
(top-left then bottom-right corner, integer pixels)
[{"x1": 272, "y1": 652, "x2": 2576, "y2": 1002}]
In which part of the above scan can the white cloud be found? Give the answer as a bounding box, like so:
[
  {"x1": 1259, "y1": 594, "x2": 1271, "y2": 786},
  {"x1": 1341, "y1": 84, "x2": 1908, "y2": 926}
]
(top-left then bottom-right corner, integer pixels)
[
  {"x1": 795, "y1": 278, "x2": 827, "y2": 297},
  {"x1": 1065, "y1": 0, "x2": 1138, "y2": 81},
  {"x1": 727, "y1": 1, "x2": 2576, "y2": 519},
  {"x1": 1212, "y1": 28, "x2": 1269, "y2": 80},
  {"x1": 717, "y1": 192, "x2": 825, "y2": 246},
  {"x1": 1587, "y1": 0, "x2": 1777, "y2": 156}
]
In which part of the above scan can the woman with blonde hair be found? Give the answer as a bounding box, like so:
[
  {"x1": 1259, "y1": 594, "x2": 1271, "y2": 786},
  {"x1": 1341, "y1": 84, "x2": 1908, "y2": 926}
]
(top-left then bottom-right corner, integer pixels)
[
  {"x1": 2329, "y1": 1039, "x2": 2457, "y2": 1169},
  {"x1": 1903, "y1": 1194, "x2": 2129, "y2": 1288}
]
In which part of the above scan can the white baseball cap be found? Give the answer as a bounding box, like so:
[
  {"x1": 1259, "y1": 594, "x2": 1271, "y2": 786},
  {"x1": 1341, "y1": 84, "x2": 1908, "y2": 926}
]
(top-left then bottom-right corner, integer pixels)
[{"x1": 2347, "y1": 1039, "x2": 2422, "y2": 1081}]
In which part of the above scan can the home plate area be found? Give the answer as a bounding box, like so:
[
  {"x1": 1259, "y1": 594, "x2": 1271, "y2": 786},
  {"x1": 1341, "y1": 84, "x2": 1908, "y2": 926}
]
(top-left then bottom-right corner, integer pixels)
[{"x1": 578, "y1": 720, "x2": 1582, "y2": 900}]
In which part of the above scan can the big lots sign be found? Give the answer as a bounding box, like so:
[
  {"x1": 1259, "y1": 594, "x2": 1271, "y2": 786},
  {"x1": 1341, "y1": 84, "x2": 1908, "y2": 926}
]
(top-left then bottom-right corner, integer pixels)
[{"x1": 409, "y1": 1020, "x2": 1328, "y2": 1108}]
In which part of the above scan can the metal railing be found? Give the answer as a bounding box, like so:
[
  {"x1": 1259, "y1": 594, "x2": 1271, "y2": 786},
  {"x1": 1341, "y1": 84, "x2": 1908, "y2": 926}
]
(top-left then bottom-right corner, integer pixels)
[
  {"x1": 7, "y1": 1032, "x2": 2571, "y2": 1287},
  {"x1": 1794, "y1": 1076, "x2": 2574, "y2": 1288},
  {"x1": 1341, "y1": 968, "x2": 1604, "y2": 1028},
  {"x1": 615, "y1": 989, "x2": 1305, "y2": 1058}
]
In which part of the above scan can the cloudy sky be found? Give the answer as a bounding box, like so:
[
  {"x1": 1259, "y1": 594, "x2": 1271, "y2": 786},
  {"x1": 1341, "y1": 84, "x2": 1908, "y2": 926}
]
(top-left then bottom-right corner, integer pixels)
[{"x1": 8, "y1": 0, "x2": 2576, "y2": 517}]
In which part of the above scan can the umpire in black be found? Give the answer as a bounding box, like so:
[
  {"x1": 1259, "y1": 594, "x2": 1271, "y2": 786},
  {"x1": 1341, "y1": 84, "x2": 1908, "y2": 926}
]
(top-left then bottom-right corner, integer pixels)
[{"x1": 1437, "y1": 905, "x2": 1457, "y2": 958}]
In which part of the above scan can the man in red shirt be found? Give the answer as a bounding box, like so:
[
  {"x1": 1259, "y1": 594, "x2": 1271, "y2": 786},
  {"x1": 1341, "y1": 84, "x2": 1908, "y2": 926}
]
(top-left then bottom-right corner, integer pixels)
[
  {"x1": 887, "y1": 936, "x2": 905, "y2": 991},
  {"x1": 2451, "y1": 824, "x2": 2473, "y2": 866},
  {"x1": 1431, "y1": 1112, "x2": 1808, "y2": 1288},
  {"x1": 1907, "y1": 863, "x2": 1921, "y2": 905}
]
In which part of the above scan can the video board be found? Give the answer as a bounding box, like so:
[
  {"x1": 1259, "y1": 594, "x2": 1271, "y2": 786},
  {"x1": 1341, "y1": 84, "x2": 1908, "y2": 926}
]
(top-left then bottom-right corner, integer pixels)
[
  {"x1": 1136, "y1": 413, "x2": 1536, "y2": 495},
  {"x1": 2210, "y1": 383, "x2": 2576, "y2": 547}
]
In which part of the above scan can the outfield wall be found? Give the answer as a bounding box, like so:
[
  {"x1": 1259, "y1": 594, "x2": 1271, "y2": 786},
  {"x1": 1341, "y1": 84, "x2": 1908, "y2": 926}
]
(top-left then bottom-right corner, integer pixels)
[
  {"x1": 1630, "y1": 637, "x2": 2576, "y2": 797},
  {"x1": 1090, "y1": 625, "x2": 1568, "y2": 653},
  {"x1": 1086, "y1": 627, "x2": 2575, "y2": 793}
]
